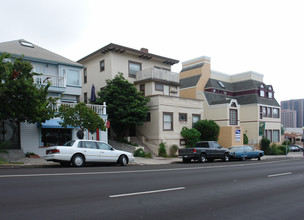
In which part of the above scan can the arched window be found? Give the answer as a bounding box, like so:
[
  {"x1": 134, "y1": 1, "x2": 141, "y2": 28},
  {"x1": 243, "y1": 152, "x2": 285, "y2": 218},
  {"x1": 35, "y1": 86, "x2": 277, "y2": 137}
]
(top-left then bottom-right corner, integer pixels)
[
  {"x1": 259, "y1": 85, "x2": 265, "y2": 97},
  {"x1": 268, "y1": 86, "x2": 273, "y2": 99}
]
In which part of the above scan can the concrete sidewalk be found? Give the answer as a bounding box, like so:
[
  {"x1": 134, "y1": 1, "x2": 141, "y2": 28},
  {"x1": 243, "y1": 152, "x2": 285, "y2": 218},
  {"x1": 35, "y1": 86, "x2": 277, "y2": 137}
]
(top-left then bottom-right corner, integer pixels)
[{"x1": 0, "y1": 151, "x2": 303, "y2": 168}]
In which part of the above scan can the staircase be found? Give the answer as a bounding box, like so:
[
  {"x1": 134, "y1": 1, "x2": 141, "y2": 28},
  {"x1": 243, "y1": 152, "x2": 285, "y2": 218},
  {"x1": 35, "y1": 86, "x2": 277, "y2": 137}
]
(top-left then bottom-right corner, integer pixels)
[{"x1": 130, "y1": 136, "x2": 157, "y2": 157}]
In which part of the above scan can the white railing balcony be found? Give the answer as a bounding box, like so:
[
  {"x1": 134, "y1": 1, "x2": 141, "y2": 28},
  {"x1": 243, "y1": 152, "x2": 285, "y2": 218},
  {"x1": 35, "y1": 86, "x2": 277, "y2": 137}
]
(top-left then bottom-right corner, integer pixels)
[
  {"x1": 136, "y1": 67, "x2": 179, "y2": 84},
  {"x1": 34, "y1": 74, "x2": 66, "y2": 88},
  {"x1": 50, "y1": 102, "x2": 107, "y2": 115}
]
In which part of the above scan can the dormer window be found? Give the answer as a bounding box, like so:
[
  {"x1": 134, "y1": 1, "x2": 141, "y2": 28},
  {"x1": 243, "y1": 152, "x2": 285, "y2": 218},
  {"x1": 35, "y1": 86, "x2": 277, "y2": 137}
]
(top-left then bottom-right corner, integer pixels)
[
  {"x1": 259, "y1": 85, "x2": 265, "y2": 97},
  {"x1": 218, "y1": 81, "x2": 225, "y2": 88},
  {"x1": 268, "y1": 87, "x2": 273, "y2": 99}
]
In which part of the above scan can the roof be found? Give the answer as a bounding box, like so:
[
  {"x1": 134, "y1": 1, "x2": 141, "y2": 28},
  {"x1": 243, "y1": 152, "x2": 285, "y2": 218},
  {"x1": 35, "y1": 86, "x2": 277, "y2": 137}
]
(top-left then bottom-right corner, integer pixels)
[
  {"x1": 180, "y1": 75, "x2": 201, "y2": 89},
  {"x1": 0, "y1": 39, "x2": 83, "y2": 68},
  {"x1": 180, "y1": 63, "x2": 204, "y2": 72},
  {"x1": 204, "y1": 92, "x2": 280, "y2": 106},
  {"x1": 78, "y1": 43, "x2": 179, "y2": 65}
]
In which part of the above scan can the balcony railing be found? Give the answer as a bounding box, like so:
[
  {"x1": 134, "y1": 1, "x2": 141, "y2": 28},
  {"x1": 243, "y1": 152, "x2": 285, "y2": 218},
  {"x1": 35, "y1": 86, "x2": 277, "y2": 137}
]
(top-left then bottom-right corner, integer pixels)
[
  {"x1": 50, "y1": 102, "x2": 107, "y2": 115},
  {"x1": 136, "y1": 67, "x2": 179, "y2": 84},
  {"x1": 34, "y1": 74, "x2": 65, "y2": 87}
]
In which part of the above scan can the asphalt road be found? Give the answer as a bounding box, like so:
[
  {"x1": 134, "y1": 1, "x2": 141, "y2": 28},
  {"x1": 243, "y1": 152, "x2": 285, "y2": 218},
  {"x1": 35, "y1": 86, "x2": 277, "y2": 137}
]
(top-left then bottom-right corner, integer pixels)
[{"x1": 0, "y1": 158, "x2": 303, "y2": 220}]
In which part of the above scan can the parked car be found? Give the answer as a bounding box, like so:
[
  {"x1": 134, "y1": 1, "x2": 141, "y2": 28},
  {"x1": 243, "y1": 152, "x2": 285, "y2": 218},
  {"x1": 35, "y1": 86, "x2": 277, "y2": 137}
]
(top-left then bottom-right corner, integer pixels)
[
  {"x1": 44, "y1": 140, "x2": 135, "y2": 167},
  {"x1": 228, "y1": 145, "x2": 264, "y2": 161},
  {"x1": 178, "y1": 141, "x2": 230, "y2": 163},
  {"x1": 289, "y1": 145, "x2": 303, "y2": 152}
]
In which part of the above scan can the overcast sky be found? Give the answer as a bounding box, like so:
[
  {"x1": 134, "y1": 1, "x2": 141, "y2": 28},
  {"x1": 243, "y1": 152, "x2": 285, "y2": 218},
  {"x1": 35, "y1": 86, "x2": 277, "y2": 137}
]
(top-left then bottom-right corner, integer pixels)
[{"x1": 2, "y1": 0, "x2": 304, "y2": 103}]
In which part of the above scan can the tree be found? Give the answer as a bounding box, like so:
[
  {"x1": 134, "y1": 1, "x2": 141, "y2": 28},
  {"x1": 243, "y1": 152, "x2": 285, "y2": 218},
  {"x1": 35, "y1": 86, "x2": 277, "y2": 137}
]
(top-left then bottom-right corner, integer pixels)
[
  {"x1": 180, "y1": 127, "x2": 201, "y2": 148},
  {"x1": 96, "y1": 73, "x2": 150, "y2": 138},
  {"x1": 193, "y1": 119, "x2": 220, "y2": 141},
  {"x1": 0, "y1": 53, "x2": 57, "y2": 125},
  {"x1": 57, "y1": 102, "x2": 106, "y2": 134}
]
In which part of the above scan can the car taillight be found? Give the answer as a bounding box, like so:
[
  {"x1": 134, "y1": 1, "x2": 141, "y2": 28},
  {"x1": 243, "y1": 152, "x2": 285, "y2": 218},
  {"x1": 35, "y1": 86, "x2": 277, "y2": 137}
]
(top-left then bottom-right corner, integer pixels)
[
  {"x1": 46, "y1": 149, "x2": 60, "y2": 154},
  {"x1": 193, "y1": 149, "x2": 196, "y2": 153}
]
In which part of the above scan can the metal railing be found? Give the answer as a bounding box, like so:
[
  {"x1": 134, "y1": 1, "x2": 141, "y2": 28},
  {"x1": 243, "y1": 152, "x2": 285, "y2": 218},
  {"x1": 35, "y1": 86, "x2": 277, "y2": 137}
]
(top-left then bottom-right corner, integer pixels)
[
  {"x1": 34, "y1": 74, "x2": 65, "y2": 87},
  {"x1": 50, "y1": 102, "x2": 107, "y2": 115}
]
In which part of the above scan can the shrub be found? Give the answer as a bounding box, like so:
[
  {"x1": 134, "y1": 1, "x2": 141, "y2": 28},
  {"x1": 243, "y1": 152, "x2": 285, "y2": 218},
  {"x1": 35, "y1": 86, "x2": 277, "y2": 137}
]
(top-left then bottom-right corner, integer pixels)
[
  {"x1": 169, "y1": 145, "x2": 179, "y2": 157},
  {"x1": 282, "y1": 140, "x2": 290, "y2": 146},
  {"x1": 278, "y1": 145, "x2": 289, "y2": 155},
  {"x1": 134, "y1": 148, "x2": 146, "y2": 157},
  {"x1": 243, "y1": 133, "x2": 249, "y2": 145},
  {"x1": 261, "y1": 138, "x2": 271, "y2": 155},
  {"x1": 145, "y1": 152, "x2": 152, "y2": 158},
  {"x1": 158, "y1": 142, "x2": 167, "y2": 157},
  {"x1": 180, "y1": 127, "x2": 201, "y2": 148},
  {"x1": 134, "y1": 148, "x2": 152, "y2": 158},
  {"x1": 193, "y1": 120, "x2": 220, "y2": 141}
]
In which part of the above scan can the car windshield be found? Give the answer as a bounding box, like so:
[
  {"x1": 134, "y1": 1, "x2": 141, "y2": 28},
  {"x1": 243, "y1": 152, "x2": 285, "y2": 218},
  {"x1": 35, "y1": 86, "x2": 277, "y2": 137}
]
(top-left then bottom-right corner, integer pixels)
[{"x1": 63, "y1": 140, "x2": 75, "y2": 146}]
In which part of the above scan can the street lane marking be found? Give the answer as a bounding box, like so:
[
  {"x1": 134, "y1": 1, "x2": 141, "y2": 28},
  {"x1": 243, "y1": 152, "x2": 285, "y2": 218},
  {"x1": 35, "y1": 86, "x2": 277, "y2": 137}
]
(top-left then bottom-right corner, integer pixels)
[
  {"x1": 109, "y1": 187, "x2": 185, "y2": 198},
  {"x1": 0, "y1": 159, "x2": 299, "y2": 178},
  {"x1": 267, "y1": 172, "x2": 292, "y2": 178}
]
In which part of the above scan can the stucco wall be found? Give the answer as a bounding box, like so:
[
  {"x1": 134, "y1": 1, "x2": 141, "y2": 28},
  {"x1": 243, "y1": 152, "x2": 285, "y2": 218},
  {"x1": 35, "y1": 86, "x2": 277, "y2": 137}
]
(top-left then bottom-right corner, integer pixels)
[{"x1": 218, "y1": 126, "x2": 243, "y2": 148}]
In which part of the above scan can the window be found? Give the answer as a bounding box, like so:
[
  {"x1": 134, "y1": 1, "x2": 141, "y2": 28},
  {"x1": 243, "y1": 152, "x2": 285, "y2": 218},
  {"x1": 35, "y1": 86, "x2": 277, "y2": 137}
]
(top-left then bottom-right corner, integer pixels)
[
  {"x1": 146, "y1": 112, "x2": 151, "y2": 122},
  {"x1": 180, "y1": 139, "x2": 186, "y2": 146},
  {"x1": 273, "y1": 130, "x2": 280, "y2": 142},
  {"x1": 140, "y1": 84, "x2": 145, "y2": 96},
  {"x1": 81, "y1": 141, "x2": 98, "y2": 149},
  {"x1": 155, "y1": 83, "x2": 163, "y2": 91},
  {"x1": 267, "y1": 107, "x2": 272, "y2": 117},
  {"x1": 229, "y1": 109, "x2": 238, "y2": 125},
  {"x1": 19, "y1": 40, "x2": 34, "y2": 48},
  {"x1": 96, "y1": 142, "x2": 112, "y2": 150},
  {"x1": 100, "y1": 60, "x2": 105, "y2": 72},
  {"x1": 67, "y1": 69, "x2": 80, "y2": 86},
  {"x1": 179, "y1": 113, "x2": 187, "y2": 122},
  {"x1": 260, "y1": 106, "x2": 263, "y2": 119},
  {"x1": 41, "y1": 128, "x2": 72, "y2": 146},
  {"x1": 34, "y1": 65, "x2": 44, "y2": 74},
  {"x1": 273, "y1": 108, "x2": 280, "y2": 118},
  {"x1": 192, "y1": 114, "x2": 201, "y2": 127},
  {"x1": 84, "y1": 92, "x2": 87, "y2": 104},
  {"x1": 218, "y1": 81, "x2": 225, "y2": 88},
  {"x1": 263, "y1": 107, "x2": 267, "y2": 117},
  {"x1": 83, "y1": 68, "x2": 87, "y2": 84},
  {"x1": 129, "y1": 61, "x2": 141, "y2": 78},
  {"x1": 268, "y1": 87, "x2": 273, "y2": 99},
  {"x1": 260, "y1": 85, "x2": 265, "y2": 97},
  {"x1": 266, "y1": 130, "x2": 272, "y2": 142},
  {"x1": 163, "y1": 112, "x2": 173, "y2": 130}
]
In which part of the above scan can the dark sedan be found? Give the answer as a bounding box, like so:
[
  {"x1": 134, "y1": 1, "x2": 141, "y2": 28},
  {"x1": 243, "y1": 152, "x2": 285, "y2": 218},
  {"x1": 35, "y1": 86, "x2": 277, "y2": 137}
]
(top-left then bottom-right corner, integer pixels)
[{"x1": 229, "y1": 145, "x2": 264, "y2": 161}]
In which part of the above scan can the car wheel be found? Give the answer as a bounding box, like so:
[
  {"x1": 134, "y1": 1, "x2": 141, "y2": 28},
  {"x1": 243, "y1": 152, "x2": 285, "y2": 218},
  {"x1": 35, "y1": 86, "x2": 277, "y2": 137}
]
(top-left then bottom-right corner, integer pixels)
[
  {"x1": 223, "y1": 153, "x2": 229, "y2": 162},
  {"x1": 60, "y1": 161, "x2": 70, "y2": 167},
  {"x1": 199, "y1": 153, "x2": 207, "y2": 163},
  {"x1": 258, "y1": 154, "x2": 262, "y2": 160},
  {"x1": 72, "y1": 154, "x2": 85, "y2": 167},
  {"x1": 119, "y1": 155, "x2": 128, "y2": 166}
]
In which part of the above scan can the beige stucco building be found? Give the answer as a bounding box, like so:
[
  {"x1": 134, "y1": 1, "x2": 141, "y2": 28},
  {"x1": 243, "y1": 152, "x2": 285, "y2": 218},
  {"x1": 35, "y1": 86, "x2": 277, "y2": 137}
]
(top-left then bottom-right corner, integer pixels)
[
  {"x1": 78, "y1": 44, "x2": 204, "y2": 154},
  {"x1": 180, "y1": 56, "x2": 281, "y2": 148}
]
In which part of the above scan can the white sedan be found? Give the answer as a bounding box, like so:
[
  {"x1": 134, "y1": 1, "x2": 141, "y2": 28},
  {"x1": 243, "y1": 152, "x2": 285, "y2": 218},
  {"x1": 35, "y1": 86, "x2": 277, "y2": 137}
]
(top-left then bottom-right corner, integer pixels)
[{"x1": 44, "y1": 140, "x2": 135, "y2": 167}]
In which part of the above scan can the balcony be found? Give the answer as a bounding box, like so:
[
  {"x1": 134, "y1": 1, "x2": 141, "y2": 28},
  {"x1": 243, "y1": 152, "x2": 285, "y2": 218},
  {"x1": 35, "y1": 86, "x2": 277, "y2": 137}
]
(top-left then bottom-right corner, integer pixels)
[
  {"x1": 34, "y1": 74, "x2": 66, "y2": 88},
  {"x1": 50, "y1": 102, "x2": 107, "y2": 115},
  {"x1": 136, "y1": 67, "x2": 179, "y2": 84}
]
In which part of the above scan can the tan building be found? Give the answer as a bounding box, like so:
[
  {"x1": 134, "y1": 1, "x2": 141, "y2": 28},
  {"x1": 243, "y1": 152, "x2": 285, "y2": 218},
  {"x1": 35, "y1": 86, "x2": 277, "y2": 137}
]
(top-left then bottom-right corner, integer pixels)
[
  {"x1": 78, "y1": 44, "x2": 204, "y2": 154},
  {"x1": 180, "y1": 56, "x2": 281, "y2": 148}
]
